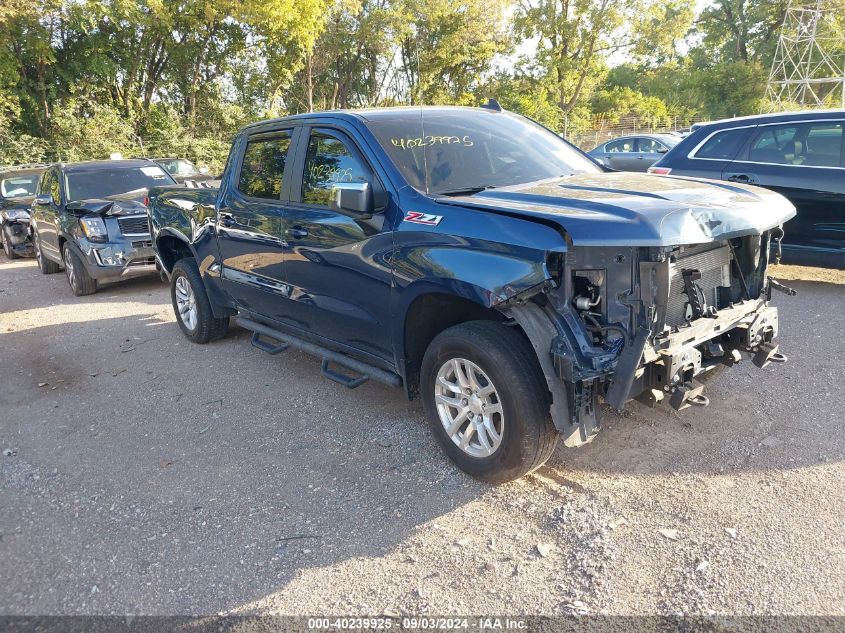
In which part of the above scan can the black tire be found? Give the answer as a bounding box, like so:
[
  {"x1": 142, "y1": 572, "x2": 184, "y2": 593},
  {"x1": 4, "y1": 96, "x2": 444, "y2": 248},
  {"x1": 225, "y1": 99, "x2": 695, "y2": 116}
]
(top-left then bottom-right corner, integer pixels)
[
  {"x1": 1, "y1": 226, "x2": 17, "y2": 259},
  {"x1": 421, "y1": 320, "x2": 559, "y2": 483},
  {"x1": 170, "y1": 258, "x2": 229, "y2": 344},
  {"x1": 62, "y1": 243, "x2": 97, "y2": 296},
  {"x1": 35, "y1": 232, "x2": 60, "y2": 274}
]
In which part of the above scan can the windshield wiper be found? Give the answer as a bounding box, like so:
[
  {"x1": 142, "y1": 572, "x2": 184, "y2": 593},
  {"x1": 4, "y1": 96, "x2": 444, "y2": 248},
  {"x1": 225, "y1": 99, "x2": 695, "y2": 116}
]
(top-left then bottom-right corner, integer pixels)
[{"x1": 432, "y1": 185, "x2": 497, "y2": 197}]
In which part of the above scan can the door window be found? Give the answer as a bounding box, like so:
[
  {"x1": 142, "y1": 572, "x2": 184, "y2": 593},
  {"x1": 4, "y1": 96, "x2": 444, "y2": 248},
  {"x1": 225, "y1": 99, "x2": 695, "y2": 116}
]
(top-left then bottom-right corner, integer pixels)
[
  {"x1": 694, "y1": 128, "x2": 749, "y2": 160},
  {"x1": 802, "y1": 122, "x2": 843, "y2": 167},
  {"x1": 749, "y1": 125, "x2": 798, "y2": 164},
  {"x1": 638, "y1": 138, "x2": 667, "y2": 153},
  {"x1": 237, "y1": 132, "x2": 292, "y2": 200},
  {"x1": 605, "y1": 138, "x2": 634, "y2": 153},
  {"x1": 301, "y1": 131, "x2": 368, "y2": 206},
  {"x1": 748, "y1": 122, "x2": 843, "y2": 167}
]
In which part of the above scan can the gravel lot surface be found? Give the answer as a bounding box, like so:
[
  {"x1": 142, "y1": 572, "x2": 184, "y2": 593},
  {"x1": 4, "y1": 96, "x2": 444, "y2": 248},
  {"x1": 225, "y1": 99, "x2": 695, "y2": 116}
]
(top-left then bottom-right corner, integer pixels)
[{"x1": 1, "y1": 256, "x2": 844, "y2": 616}]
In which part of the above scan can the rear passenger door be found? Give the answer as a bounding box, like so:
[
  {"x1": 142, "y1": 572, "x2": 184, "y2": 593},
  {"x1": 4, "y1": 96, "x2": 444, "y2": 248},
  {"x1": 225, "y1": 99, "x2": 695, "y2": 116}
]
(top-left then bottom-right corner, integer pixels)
[
  {"x1": 724, "y1": 120, "x2": 845, "y2": 256},
  {"x1": 216, "y1": 128, "x2": 295, "y2": 317},
  {"x1": 279, "y1": 126, "x2": 395, "y2": 365}
]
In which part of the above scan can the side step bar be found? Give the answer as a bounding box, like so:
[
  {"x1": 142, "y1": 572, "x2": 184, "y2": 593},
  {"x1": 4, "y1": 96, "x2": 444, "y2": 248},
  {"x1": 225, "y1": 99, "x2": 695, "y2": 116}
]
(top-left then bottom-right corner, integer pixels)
[{"x1": 235, "y1": 316, "x2": 402, "y2": 390}]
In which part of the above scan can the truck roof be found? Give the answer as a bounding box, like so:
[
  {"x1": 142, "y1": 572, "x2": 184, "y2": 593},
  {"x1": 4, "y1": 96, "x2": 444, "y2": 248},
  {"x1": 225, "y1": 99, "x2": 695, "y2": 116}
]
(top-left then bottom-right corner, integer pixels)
[{"x1": 239, "y1": 105, "x2": 507, "y2": 133}]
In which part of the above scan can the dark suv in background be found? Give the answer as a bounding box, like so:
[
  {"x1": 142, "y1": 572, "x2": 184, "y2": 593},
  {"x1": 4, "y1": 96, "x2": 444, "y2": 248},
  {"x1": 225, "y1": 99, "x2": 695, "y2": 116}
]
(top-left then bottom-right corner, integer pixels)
[
  {"x1": 649, "y1": 110, "x2": 845, "y2": 269},
  {"x1": 30, "y1": 159, "x2": 176, "y2": 295}
]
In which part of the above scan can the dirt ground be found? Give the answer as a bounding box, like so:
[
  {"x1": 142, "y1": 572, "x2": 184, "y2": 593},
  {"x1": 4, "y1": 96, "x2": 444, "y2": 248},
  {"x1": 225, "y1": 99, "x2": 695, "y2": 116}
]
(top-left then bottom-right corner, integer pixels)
[{"x1": 1, "y1": 255, "x2": 844, "y2": 617}]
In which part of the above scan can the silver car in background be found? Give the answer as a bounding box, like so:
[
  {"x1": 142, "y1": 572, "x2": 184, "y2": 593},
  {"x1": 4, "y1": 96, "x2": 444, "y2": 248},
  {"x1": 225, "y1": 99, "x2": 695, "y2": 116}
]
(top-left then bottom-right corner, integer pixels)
[{"x1": 588, "y1": 133, "x2": 680, "y2": 172}]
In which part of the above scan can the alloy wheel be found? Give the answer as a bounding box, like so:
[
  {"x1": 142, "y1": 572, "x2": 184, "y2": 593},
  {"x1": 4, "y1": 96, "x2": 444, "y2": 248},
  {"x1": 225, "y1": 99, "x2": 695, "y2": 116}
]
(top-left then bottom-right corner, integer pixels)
[
  {"x1": 434, "y1": 357, "x2": 504, "y2": 458},
  {"x1": 63, "y1": 248, "x2": 76, "y2": 290},
  {"x1": 174, "y1": 275, "x2": 198, "y2": 331}
]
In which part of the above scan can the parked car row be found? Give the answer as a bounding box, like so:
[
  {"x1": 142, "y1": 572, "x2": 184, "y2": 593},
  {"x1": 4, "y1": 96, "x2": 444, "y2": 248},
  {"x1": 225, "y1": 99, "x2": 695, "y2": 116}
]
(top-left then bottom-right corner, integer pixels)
[
  {"x1": 589, "y1": 109, "x2": 845, "y2": 269},
  {"x1": 648, "y1": 109, "x2": 845, "y2": 269},
  {"x1": 0, "y1": 104, "x2": 799, "y2": 482},
  {"x1": 0, "y1": 155, "x2": 220, "y2": 295}
]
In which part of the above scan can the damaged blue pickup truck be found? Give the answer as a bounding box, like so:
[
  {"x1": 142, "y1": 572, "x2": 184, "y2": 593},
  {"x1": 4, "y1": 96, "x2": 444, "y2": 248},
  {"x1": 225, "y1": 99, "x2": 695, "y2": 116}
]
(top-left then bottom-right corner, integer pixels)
[{"x1": 149, "y1": 104, "x2": 796, "y2": 482}]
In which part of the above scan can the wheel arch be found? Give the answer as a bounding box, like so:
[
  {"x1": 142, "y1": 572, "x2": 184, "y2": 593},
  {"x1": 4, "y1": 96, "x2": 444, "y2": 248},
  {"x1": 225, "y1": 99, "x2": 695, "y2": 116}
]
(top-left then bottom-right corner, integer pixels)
[
  {"x1": 398, "y1": 285, "x2": 526, "y2": 400},
  {"x1": 155, "y1": 229, "x2": 196, "y2": 275}
]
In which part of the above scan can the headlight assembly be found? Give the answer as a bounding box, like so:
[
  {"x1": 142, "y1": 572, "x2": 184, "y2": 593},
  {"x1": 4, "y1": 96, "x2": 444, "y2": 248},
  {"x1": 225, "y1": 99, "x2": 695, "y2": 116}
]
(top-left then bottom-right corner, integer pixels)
[{"x1": 79, "y1": 216, "x2": 108, "y2": 242}]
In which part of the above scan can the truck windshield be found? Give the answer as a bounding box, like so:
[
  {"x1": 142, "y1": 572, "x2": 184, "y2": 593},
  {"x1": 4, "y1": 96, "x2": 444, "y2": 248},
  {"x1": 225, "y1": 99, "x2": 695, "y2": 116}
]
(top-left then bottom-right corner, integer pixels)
[
  {"x1": 365, "y1": 109, "x2": 601, "y2": 195},
  {"x1": 65, "y1": 165, "x2": 173, "y2": 202},
  {"x1": 1, "y1": 175, "x2": 39, "y2": 198}
]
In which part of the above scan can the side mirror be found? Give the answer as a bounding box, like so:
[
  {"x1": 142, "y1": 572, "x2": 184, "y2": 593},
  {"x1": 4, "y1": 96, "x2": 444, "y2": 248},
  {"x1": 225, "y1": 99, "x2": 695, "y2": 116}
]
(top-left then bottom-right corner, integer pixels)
[
  {"x1": 34, "y1": 194, "x2": 52, "y2": 206},
  {"x1": 332, "y1": 182, "x2": 374, "y2": 217},
  {"x1": 658, "y1": 147, "x2": 669, "y2": 154},
  {"x1": 199, "y1": 166, "x2": 210, "y2": 175}
]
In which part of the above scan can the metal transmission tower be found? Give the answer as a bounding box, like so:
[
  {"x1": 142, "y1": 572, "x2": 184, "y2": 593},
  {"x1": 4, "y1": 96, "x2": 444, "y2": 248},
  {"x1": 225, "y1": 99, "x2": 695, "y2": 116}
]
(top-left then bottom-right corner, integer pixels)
[{"x1": 765, "y1": 0, "x2": 845, "y2": 110}]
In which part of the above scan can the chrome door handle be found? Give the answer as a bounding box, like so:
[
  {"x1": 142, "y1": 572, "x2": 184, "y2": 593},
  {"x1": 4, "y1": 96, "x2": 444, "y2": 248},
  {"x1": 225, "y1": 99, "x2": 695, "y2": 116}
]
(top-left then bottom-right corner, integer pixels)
[{"x1": 286, "y1": 227, "x2": 308, "y2": 239}]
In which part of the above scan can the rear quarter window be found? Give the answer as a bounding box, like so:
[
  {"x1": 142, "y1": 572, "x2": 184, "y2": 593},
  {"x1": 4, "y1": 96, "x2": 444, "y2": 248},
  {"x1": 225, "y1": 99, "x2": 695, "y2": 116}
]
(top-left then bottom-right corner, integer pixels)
[{"x1": 693, "y1": 128, "x2": 750, "y2": 160}]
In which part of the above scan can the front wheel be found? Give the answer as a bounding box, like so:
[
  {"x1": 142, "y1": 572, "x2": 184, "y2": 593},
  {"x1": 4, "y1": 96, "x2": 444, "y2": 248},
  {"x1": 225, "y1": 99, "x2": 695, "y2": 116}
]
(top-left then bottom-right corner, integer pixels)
[
  {"x1": 170, "y1": 258, "x2": 229, "y2": 343},
  {"x1": 421, "y1": 320, "x2": 559, "y2": 483},
  {"x1": 63, "y1": 243, "x2": 97, "y2": 295},
  {"x1": 35, "y1": 232, "x2": 60, "y2": 274}
]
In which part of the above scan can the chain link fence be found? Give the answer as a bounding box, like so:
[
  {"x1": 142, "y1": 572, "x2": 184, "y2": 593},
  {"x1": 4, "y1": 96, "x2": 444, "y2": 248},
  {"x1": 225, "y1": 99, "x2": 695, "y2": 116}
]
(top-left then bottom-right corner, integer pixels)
[{"x1": 566, "y1": 115, "x2": 707, "y2": 150}]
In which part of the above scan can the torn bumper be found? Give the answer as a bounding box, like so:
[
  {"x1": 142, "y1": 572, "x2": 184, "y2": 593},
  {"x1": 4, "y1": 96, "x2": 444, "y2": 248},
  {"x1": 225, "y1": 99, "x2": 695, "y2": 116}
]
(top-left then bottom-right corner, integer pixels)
[
  {"x1": 71, "y1": 238, "x2": 157, "y2": 282},
  {"x1": 620, "y1": 300, "x2": 782, "y2": 410},
  {"x1": 2, "y1": 221, "x2": 35, "y2": 257}
]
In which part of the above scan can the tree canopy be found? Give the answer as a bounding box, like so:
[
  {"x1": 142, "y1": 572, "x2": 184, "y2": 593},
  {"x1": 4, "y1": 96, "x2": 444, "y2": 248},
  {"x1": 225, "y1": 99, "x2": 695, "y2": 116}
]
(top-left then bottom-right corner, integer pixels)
[{"x1": 1, "y1": 0, "x2": 840, "y2": 166}]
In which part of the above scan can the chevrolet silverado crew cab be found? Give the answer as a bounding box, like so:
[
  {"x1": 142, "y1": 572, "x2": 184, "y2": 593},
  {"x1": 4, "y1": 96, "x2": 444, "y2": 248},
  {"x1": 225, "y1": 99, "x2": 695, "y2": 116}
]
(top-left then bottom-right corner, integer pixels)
[{"x1": 149, "y1": 104, "x2": 796, "y2": 483}]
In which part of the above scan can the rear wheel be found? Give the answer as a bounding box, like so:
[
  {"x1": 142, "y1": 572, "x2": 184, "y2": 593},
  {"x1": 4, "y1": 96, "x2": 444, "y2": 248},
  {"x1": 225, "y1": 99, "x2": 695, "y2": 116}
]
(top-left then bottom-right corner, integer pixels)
[
  {"x1": 170, "y1": 258, "x2": 229, "y2": 343},
  {"x1": 421, "y1": 320, "x2": 559, "y2": 483},
  {"x1": 63, "y1": 243, "x2": 97, "y2": 295},
  {"x1": 35, "y1": 232, "x2": 60, "y2": 274}
]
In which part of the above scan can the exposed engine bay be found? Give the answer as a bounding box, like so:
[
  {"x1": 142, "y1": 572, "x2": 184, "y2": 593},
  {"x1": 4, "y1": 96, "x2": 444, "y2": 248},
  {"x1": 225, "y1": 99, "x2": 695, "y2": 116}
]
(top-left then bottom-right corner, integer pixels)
[{"x1": 510, "y1": 228, "x2": 795, "y2": 448}]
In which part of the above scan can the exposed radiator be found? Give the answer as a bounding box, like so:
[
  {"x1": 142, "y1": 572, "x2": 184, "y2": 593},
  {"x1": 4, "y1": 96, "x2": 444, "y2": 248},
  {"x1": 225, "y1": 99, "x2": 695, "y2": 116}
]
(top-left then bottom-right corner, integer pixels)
[{"x1": 665, "y1": 244, "x2": 731, "y2": 327}]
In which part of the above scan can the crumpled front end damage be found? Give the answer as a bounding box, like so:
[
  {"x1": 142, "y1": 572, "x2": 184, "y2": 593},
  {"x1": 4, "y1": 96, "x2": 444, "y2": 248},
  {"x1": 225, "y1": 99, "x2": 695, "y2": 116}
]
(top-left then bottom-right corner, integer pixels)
[{"x1": 502, "y1": 228, "x2": 793, "y2": 448}]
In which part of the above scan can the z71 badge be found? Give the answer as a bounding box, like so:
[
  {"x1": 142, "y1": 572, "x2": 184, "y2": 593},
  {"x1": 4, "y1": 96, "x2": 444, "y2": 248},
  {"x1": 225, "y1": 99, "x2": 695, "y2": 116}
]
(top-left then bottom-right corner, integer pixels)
[{"x1": 403, "y1": 211, "x2": 443, "y2": 226}]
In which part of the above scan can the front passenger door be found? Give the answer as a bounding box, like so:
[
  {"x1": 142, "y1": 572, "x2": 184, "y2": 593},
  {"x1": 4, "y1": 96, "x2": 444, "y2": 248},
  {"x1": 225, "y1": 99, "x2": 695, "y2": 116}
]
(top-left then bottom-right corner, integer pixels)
[
  {"x1": 280, "y1": 127, "x2": 394, "y2": 364},
  {"x1": 604, "y1": 138, "x2": 639, "y2": 171}
]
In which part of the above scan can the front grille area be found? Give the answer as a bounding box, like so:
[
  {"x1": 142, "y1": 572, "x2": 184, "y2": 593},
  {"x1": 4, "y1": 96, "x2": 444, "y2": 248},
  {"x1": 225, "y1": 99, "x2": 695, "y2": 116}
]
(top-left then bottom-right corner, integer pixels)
[
  {"x1": 131, "y1": 240, "x2": 153, "y2": 248},
  {"x1": 665, "y1": 244, "x2": 731, "y2": 328},
  {"x1": 117, "y1": 215, "x2": 150, "y2": 236},
  {"x1": 128, "y1": 256, "x2": 156, "y2": 267}
]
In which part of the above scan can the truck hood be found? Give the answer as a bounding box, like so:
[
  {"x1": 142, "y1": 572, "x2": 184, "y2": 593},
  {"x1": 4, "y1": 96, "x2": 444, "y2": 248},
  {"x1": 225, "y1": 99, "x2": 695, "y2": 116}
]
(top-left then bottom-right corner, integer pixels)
[{"x1": 443, "y1": 172, "x2": 797, "y2": 247}]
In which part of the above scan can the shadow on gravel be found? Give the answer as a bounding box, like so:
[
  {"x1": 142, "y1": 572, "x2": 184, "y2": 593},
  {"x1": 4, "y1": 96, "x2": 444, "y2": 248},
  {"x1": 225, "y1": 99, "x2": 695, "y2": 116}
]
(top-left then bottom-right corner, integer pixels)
[
  {"x1": 1, "y1": 309, "x2": 482, "y2": 614},
  {"x1": 0, "y1": 256, "x2": 167, "y2": 313}
]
